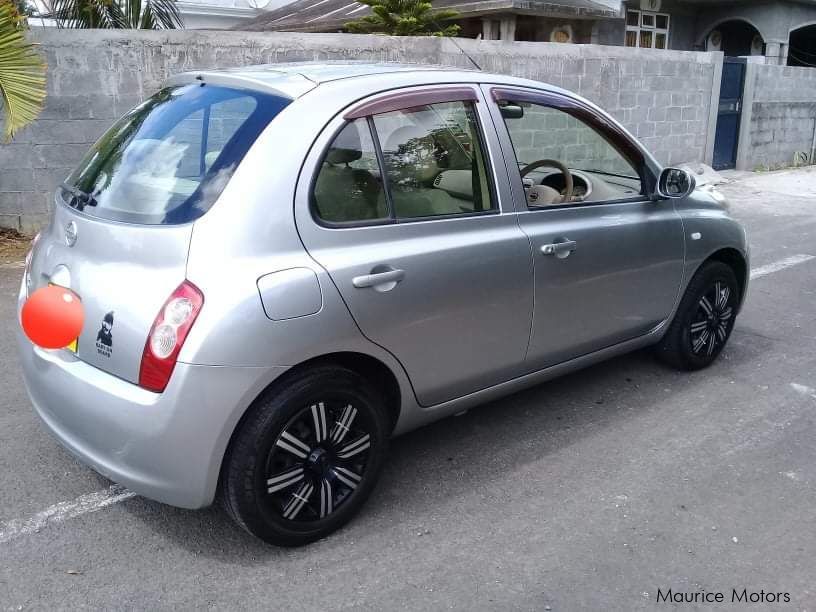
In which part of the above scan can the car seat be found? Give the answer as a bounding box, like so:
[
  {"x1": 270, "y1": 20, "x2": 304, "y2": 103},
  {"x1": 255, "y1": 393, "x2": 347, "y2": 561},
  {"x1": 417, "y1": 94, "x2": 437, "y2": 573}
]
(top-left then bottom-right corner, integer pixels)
[{"x1": 313, "y1": 126, "x2": 386, "y2": 223}]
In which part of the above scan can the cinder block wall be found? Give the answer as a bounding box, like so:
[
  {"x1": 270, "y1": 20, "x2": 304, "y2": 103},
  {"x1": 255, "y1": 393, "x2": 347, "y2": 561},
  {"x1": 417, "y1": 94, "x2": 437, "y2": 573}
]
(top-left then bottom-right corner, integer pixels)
[
  {"x1": 742, "y1": 64, "x2": 816, "y2": 170},
  {"x1": 0, "y1": 30, "x2": 723, "y2": 232}
]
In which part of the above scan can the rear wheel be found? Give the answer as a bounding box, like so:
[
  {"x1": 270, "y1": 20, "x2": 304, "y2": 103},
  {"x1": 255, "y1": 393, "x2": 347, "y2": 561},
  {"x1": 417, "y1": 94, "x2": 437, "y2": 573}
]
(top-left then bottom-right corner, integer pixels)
[
  {"x1": 655, "y1": 261, "x2": 739, "y2": 370},
  {"x1": 221, "y1": 366, "x2": 389, "y2": 546}
]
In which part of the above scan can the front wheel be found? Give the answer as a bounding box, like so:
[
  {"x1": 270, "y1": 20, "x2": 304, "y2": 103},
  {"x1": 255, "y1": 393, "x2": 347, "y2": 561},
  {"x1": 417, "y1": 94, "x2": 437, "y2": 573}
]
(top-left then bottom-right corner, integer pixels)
[
  {"x1": 220, "y1": 366, "x2": 390, "y2": 546},
  {"x1": 655, "y1": 261, "x2": 740, "y2": 370}
]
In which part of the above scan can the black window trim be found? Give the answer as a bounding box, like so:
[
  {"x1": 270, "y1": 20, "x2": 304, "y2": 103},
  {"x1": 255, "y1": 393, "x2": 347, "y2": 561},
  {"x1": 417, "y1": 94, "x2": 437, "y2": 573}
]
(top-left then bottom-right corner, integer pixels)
[
  {"x1": 491, "y1": 86, "x2": 658, "y2": 212},
  {"x1": 310, "y1": 90, "x2": 501, "y2": 229}
]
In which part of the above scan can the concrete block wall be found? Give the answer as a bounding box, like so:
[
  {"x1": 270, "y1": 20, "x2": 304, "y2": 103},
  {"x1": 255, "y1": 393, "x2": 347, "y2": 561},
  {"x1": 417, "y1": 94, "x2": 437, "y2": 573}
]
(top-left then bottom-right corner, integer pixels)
[
  {"x1": 0, "y1": 29, "x2": 723, "y2": 231},
  {"x1": 440, "y1": 38, "x2": 721, "y2": 169},
  {"x1": 738, "y1": 64, "x2": 816, "y2": 170},
  {"x1": 506, "y1": 104, "x2": 637, "y2": 177}
]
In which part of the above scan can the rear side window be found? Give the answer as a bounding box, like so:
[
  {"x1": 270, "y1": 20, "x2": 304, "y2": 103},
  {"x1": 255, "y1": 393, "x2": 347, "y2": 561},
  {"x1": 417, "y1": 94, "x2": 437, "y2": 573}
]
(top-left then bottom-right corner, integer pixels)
[
  {"x1": 312, "y1": 119, "x2": 389, "y2": 224},
  {"x1": 312, "y1": 99, "x2": 495, "y2": 225},
  {"x1": 62, "y1": 84, "x2": 290, "y2": 225}
]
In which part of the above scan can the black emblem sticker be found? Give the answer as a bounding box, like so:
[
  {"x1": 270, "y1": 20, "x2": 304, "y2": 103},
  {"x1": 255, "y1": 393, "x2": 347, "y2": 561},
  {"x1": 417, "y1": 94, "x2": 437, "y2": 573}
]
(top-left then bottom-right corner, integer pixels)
[{"x1": 96, "y1": 311, "x2": 113, "y2": 357}]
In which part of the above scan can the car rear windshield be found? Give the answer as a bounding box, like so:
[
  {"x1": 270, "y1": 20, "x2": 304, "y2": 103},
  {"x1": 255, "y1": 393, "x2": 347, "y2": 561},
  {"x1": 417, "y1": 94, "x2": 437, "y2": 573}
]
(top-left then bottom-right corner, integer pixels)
[{"x1": 61, "y1": 83, "x2": 291, "y2": 225}]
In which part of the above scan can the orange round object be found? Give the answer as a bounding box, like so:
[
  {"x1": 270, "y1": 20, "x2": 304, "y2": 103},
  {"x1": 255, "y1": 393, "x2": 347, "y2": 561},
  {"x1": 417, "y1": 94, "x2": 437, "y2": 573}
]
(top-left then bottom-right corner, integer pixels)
[{"x1": 21, "y1": 285, "x2": 84, "y2": 349}]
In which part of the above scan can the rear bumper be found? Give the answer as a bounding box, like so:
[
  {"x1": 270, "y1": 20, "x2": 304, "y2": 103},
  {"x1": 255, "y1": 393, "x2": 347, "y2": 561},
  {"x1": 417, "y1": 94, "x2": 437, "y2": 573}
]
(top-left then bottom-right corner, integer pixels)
[{"x1": 16, "y1": 286, "x2": 288, "y2": 509}]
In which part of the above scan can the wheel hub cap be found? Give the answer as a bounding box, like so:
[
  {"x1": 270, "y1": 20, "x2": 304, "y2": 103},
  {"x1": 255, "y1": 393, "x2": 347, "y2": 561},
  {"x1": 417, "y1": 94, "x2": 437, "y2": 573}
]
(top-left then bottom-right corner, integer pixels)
[
  {"x1": 690, "y1": 281, "x2": 734, "y2": 356},
  {"x1": 306, "y1": 447, "x2": 331, "y2": 476},
  {"x1": 265, "y1": 401, "x2": 372, "y2": 522}
]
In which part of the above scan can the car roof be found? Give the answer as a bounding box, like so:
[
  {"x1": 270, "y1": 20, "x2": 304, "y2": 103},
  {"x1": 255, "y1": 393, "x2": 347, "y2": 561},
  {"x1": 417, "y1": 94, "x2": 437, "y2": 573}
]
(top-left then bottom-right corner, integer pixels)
[
  {"x1": 164, "y1": 61, "x2": 550, "y2": 100},
  {"x1": 234, "y1": 61, "x2": 464, "y2": 83}
]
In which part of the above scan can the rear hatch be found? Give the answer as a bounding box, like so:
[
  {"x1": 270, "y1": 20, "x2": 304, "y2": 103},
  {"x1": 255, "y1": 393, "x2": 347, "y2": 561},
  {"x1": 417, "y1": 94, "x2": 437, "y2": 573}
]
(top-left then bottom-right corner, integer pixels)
[{"x1": 25, "y1": 81, "x2": 292, "y2": 384}]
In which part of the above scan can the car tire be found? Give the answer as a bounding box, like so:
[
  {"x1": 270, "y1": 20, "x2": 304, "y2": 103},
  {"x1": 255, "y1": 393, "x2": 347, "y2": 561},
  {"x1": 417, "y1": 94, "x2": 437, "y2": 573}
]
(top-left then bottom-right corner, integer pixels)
[
  {"x1": 220, "y1": 365, "x2": 390, "y2": 546},
  {"x1": 655, "y1": 261, "x2": 739, "y2": 371}
]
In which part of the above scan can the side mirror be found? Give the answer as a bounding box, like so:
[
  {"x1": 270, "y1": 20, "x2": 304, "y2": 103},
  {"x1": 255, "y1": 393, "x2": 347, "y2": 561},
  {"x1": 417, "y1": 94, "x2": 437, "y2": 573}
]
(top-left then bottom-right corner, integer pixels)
[
  {"x1": 499, "y1": 103, "x2": 524, "y2": 119},
  {"x1": 657, "y1": 167, "x2": 696, "y2": 199}
]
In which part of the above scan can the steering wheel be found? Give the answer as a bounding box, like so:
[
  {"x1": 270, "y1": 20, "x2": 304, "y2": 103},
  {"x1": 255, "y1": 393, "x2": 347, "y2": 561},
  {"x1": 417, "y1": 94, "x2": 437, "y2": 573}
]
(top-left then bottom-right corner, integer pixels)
[{"x1": 519, "y1": 159, "x2": 574, "y2": 204}]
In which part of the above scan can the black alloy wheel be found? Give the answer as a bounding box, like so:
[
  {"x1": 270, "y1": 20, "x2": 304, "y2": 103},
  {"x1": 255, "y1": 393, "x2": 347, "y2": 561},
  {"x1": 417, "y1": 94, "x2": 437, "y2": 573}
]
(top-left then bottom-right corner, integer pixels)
[
  {"x1": 265, "y1": 400, "x2": 373, "y2": 522},
  {"x1": 221, "y1": 365, "x2": 389, "y2": 546},
  {"x1": 655, "y1": 260, "x2": 740, "y2": 370},
  {"x1": 688, "y1": 280, "x2": 734, "y2": 358}
]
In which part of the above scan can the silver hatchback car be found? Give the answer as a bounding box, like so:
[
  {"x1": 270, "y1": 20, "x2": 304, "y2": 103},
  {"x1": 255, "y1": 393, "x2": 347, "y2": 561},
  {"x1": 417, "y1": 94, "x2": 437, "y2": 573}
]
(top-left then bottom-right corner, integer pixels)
[{"x1": 18, "y1": 63, "x2": 749, "y2": 546}]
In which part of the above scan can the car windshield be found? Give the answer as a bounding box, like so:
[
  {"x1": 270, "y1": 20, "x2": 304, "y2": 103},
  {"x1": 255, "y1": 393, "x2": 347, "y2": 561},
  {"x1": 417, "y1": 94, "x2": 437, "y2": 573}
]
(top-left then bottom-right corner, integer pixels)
[{"x1": 62, "y1": 83, "x2": 290, "y2": 225}]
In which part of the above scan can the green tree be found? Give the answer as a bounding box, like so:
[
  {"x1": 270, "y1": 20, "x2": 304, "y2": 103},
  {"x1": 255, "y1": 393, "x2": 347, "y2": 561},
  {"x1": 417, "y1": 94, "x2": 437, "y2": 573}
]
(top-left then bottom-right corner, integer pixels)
[
  {"x1": 0, "y1": 0, "x2": 46, "y2": 141},
  {"x1": 14, "y1": 0, "x2": 33, "y2": 17},
  {"x1": 345, "y1": 0, "x2": 459, "y2": 36},
  {"x1": 50, "y1": 0, "x2": 183, "y2": 29}
]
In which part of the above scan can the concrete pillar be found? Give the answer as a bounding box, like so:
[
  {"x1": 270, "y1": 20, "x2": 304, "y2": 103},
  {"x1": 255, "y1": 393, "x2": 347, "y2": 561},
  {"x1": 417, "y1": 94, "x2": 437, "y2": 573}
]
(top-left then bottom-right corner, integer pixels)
[
  {"x1": 734, "y1": 60, "x2": 757, "y2": 170},
  {"x1": 499, "y1": 15, "x2": 517, "y2": 41},
  {"x1": 481, "y1": 18, "x2": 499, "y2": 40},
  {"x1": 764, "y1": 41, "x2": 787, "y2": 66},
  {"x1": 704, "y1": 52, "x2": 724, "y2": 166}
]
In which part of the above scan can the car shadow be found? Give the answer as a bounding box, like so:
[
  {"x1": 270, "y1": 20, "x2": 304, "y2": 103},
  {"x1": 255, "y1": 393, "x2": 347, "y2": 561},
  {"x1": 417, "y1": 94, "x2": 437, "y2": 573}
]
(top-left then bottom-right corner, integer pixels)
[{"x1": 119, "y1": 335, "x2": 757, "y2": 562}]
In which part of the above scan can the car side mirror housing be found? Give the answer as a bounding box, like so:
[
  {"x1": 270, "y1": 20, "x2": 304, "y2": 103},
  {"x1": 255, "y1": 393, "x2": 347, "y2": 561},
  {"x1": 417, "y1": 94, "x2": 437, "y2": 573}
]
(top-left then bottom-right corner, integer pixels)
[
  {"x1": 499, "y1": 103, "x2": 524, "y2": 119},
  {"x1": 657, "y1": 167, "x2": 696, "y2": 199}
]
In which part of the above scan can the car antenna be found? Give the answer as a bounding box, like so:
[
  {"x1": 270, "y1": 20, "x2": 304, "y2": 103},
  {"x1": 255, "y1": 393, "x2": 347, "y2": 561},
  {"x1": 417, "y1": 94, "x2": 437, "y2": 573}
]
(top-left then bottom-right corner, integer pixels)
[
  {"x1": 431, "y1": 18, "x2": 482, "y2": 71},
  {"x1": 449, "y1": 35, "x2": 482, "y2": 71}
]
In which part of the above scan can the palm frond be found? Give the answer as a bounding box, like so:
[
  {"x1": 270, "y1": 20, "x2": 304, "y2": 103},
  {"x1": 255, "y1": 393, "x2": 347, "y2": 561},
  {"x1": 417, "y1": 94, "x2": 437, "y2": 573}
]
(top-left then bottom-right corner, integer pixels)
[
  {"x1": 0, "y1": 0, "x2": 46, "y2": 141},
  {"x1": 51, "y1": 0, "x2": 181, "y2": 29},
  {"x1": 139, "y1": 0, "x2": 182, "y2": 29}
]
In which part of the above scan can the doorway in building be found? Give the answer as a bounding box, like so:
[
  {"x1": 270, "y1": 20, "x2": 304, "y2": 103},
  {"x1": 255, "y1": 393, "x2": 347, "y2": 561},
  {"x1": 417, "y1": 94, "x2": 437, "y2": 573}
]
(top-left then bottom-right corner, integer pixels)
[
  {"x1": 705, "y1": 19, "x2": 764, "y2": 60},
  {"x1": 712, "y1": 57, "x2": 747, "y2": 170}
]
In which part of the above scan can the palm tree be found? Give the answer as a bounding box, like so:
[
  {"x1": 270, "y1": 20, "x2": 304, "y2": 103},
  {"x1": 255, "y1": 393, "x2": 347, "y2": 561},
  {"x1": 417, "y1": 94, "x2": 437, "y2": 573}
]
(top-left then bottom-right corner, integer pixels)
[
  {"x1": 0, "y1": 0, "x2": 46, "y2": 142},
  {"x1": 345, "y1": 0, "x2": 459, "y2": 37},
  {"x1": 50, "y1": 0, "x2": 183, "y2": 29}
]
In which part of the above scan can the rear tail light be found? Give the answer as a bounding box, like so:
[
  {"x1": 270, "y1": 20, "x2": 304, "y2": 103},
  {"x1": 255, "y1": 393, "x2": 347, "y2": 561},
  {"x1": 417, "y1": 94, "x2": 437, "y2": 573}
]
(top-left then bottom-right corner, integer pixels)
[{"x1": 139, "y1": 280, "x2": 204, "y2": 393}]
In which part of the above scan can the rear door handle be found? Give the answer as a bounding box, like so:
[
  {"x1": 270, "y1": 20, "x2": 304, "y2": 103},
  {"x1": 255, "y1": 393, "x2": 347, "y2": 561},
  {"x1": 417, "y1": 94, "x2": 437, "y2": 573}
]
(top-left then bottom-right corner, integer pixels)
[
  {"x1": 352, "y1": 268, "x2": 405, "y2": 289},
  {"x1": 541, "y1": 240, "x2": 577, "y2": 257}
]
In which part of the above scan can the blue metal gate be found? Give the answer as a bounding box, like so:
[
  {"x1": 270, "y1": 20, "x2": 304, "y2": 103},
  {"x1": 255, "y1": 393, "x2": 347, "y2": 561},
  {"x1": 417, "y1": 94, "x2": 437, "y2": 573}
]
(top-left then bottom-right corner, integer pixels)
[{"x1": 712, "y1": 58, "x2": 747, "y2": 170}]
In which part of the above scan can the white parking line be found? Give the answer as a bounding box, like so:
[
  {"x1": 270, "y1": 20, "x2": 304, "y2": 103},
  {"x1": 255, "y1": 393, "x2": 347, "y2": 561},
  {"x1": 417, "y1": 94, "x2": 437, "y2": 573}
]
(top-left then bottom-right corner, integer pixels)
[
  {"x1": 790, "y1": 383, "x2": 816, "y2": 400},
  {"x1": 1, "y1": 252, "x2": 815, "y2": 544},
  {"x1": 750, "y1": 254, "x2": 815, "y2": 279},
  {"x1": 0, "y1": 485, "x2": 135, "y2": 545}
]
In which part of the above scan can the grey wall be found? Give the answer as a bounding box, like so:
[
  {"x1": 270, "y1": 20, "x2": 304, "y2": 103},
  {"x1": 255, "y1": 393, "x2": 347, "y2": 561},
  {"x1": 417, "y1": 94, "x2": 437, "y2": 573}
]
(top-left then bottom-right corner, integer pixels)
[
  {"x1": 0, "y1": 29, "x2": 723, "y2": 231},
  {"x1": 737, "y1": 62, "x2": 816, "y2": 171}
]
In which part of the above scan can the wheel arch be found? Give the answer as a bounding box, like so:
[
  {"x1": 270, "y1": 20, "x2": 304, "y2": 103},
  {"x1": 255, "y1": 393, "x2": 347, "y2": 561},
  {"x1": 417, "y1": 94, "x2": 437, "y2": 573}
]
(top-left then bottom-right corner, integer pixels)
[
  {"x1": 703, "y1": 247, "x2": 748, "y2": 308},
  {"x1": 218, "y1": 351, "x2": 403, "y2": 493},
  {"x1": 289, "y1": 351, "x2": 403, "y2": 433}
]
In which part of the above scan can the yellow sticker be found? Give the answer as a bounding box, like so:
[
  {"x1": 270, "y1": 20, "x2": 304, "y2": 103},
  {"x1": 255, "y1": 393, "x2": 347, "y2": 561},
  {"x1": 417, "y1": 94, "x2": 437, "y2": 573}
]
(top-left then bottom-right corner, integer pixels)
[{"x1": 66, "y1": 338, "x2": 78, "y2": 352}]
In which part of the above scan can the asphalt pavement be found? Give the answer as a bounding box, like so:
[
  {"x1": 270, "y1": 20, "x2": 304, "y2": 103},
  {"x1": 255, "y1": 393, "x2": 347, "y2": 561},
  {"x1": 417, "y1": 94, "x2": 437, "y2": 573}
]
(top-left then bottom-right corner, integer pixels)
[{"x1": 0, "y1": 167, "x2": 814, "y2": 610}]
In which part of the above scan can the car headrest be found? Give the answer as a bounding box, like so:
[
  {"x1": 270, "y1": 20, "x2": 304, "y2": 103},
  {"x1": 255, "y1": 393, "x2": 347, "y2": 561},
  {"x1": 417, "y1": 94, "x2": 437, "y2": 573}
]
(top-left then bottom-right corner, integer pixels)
[
  {"x1": 383, "y1": 125, "x2": 428, "y2": 155},
  {"x1": 326, "y1": 124, "x2": 363, "y2": 165},
  {"x1": 383, "y1": 125, "x2": 439, "y2": 183}
]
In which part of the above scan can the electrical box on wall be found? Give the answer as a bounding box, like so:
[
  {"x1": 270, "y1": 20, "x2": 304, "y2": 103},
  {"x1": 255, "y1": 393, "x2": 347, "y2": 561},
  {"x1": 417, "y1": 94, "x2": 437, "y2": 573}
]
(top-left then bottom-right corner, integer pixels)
[{"x1": 640, "y1": 0, "x2": 661, "y2": 10}]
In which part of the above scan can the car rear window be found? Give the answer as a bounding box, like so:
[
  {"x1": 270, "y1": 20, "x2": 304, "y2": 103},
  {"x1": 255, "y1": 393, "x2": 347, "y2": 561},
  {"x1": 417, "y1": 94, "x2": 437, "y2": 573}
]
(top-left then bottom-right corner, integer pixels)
[{"x1": 61, "y1": 83, "x2": 290, "y2": 225}]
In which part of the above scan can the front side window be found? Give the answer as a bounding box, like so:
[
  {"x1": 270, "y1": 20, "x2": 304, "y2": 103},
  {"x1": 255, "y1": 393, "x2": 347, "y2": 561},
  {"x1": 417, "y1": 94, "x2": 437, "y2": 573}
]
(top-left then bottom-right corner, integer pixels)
[
  {"x1": 63, "y1": 84, "x2": 290, "y2": 225},
  {"x1": 313, "y1": 98, "x2": 495, "y2": 224},
  {"x1": 499, "y1": 99, "x2": 643, "y2": 206}
]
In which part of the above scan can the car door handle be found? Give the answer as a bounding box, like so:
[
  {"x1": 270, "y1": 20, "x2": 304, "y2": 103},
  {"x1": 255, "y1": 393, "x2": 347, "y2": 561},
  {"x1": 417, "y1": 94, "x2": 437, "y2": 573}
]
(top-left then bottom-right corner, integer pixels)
[
  {"x1": 352, "y1": 268, "x2": 405, "y2": 289},
  {"x1": 541, "y1": 240, "x2": 577, "y2": 257}
]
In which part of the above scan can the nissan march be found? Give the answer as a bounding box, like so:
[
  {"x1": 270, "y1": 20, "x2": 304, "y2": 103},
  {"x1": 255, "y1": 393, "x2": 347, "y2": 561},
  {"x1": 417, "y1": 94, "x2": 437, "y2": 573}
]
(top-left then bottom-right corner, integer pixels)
[{"x1": 18, "y1": 63, "x2": 749, "y2": 546}]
